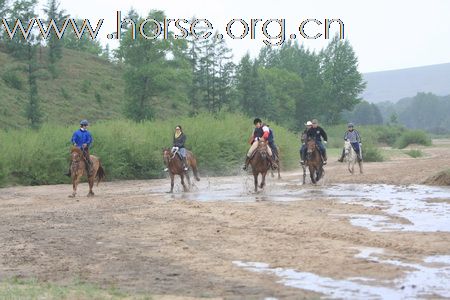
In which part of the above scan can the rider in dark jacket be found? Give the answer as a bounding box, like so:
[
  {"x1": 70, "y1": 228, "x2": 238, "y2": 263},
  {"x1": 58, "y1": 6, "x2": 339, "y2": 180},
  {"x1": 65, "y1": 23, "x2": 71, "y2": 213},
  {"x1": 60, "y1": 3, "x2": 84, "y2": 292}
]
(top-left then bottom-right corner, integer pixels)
[
  {"x1": 302, "y1": 119, "x2": 328, "y2": 165},
  {"x1": 164, "y1": 125, "x2": 189, "y2": 172}
]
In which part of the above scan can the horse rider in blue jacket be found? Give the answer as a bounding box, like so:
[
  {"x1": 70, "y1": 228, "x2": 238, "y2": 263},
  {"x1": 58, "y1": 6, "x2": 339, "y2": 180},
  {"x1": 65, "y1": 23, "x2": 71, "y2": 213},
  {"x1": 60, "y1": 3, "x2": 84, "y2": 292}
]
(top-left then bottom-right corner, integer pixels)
[
  {"x1": 338, "y1": 122, "x2": 362, "y2": 162},
  {"x1": 66, "y1": 120, "x2": 94, "y2": 176}
]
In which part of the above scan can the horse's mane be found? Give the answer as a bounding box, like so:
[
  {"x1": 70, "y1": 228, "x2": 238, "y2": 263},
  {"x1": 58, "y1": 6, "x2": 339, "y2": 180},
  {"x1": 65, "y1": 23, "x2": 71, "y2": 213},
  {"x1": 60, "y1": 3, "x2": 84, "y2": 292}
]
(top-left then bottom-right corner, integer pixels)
[{"x1": 71, "y1": 146, "x2": 82, "y2": 155}]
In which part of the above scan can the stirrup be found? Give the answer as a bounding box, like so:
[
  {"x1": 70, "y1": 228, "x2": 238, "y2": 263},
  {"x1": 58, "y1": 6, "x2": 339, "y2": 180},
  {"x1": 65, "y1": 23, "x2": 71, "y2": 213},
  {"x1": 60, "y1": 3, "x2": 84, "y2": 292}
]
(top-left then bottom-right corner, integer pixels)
[{"x1": 323, "y1": 160, "x2": 327, "y2": 165}]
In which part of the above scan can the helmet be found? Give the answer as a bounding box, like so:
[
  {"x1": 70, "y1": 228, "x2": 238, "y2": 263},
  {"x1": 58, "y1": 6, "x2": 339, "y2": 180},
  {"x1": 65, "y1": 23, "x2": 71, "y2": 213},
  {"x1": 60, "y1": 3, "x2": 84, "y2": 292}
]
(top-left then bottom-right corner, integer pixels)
[
  {"x1": 253, "y1": 118, "x2": 262, "y2": 125},
  {"x1": 347, "y1": 122, "x2": 354, "y2": 127},
  {"x1": 80, "y1": 119, "x2": 89, "y2": 126}
]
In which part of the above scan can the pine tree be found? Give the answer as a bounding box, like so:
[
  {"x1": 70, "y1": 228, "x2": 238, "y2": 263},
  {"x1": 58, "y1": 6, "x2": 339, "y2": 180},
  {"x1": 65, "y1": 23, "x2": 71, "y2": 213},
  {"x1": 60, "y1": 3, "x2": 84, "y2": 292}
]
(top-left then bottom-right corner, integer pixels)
[{"x1": 43, "y1": 0, "x2": 67, "y2": 77}]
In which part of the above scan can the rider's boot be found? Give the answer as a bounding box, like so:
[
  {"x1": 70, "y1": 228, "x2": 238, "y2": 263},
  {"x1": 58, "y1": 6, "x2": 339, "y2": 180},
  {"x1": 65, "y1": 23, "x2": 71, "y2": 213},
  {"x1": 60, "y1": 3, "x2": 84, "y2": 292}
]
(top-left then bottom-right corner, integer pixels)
[
  {"x1": 322, "y1": 151, "x2": 328, "y2": 165},
  {"x1": 86, "y1": 159, "x2": 94, "y2": 177},
  {"x1": 268, "y1": 156, "x2": 278, "y2": 170},
  {"x1": 182, "y1": 157, "x2": 189, "y2": 171},
  {"x1": 356, "y1": 153, "x2": 362, "y2": 162}
]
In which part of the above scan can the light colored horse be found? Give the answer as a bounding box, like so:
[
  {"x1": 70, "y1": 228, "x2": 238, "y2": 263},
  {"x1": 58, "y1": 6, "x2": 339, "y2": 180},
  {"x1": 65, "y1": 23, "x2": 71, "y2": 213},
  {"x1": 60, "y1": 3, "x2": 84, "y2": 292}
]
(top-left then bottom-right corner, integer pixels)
[{"x1": 344, "y1": 140, "x2": 363, "y2": 174}]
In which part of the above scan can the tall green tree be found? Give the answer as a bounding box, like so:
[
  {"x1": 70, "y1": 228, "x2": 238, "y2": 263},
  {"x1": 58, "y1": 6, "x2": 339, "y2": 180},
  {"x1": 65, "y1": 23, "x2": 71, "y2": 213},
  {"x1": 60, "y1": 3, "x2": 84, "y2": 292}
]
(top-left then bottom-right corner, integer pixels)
[
  {"x1": 43, "y1": 0, "x2": 67, "y2": 77},
  {"x1": 236, "y1": 54, "x2": 269, "y2": 118},
  {"x1": 2, "y1": 0, "x2": 37, "y2": 59},
  {"x1": 119, "y1": 9, "x2": 190, "y2": 121},
  {"x1": 319, "y1": 35, "x2": 366, "y2": 124}
]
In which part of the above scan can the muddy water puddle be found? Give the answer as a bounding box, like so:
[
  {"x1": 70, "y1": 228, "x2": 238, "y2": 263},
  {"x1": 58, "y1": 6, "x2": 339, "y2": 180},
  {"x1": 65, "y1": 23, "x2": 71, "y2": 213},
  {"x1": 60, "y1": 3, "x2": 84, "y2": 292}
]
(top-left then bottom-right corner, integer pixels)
[
  {"x1": 164, "y1": 178, "x2": 450, "y2": 232},
  {"x1": 234, "y1": 248, "x2": 450, "y2": 299}
]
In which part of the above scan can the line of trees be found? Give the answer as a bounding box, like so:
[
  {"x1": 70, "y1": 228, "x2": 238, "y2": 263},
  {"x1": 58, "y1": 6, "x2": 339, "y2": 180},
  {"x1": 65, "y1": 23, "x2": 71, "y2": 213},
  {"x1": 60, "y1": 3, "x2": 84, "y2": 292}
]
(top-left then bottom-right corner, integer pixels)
[{"x1": 1, "y1": 1, "x2": 366, "y2": 130}]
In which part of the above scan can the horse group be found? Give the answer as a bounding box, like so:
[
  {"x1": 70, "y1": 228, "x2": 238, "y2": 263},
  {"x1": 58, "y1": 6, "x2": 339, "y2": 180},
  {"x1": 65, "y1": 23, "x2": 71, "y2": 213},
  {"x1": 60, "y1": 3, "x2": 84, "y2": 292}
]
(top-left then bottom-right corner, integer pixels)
[{"x1": 68, "y1": 139, "x2": 361, "y2": 197}]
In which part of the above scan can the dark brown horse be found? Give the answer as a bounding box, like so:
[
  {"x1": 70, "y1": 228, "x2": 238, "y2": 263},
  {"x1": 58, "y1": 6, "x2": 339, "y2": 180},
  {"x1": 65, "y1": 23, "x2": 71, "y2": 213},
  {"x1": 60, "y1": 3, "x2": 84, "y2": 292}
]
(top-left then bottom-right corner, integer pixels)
[
  {"x1": 249, "y1": 140, "x2": 271, "y2": 192},
  {"x1": 270, "y1": 145, "x2": 281, "y2": 180},
  {"x1": 163, "y1": 148, "x2": 200, "y2": 193},
  {"x1": 69, "y1": 146, "x2": 105, "y2": 197},
  {"x1": 303, "y1": 139, "x2": 324, "y2": 184}
]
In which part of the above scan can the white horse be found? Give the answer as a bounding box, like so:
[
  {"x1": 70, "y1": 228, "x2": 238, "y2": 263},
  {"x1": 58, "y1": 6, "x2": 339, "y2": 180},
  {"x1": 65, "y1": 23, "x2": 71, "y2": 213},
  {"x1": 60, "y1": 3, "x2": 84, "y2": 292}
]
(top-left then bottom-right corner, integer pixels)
[{"x1": 344, "y1": 140, "x2": 363, "y2": 174}]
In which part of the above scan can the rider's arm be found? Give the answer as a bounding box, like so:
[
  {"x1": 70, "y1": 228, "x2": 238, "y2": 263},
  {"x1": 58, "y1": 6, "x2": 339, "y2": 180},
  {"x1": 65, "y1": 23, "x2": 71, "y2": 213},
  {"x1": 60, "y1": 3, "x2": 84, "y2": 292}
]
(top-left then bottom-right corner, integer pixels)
[
  {"x1": 71, "y1": 131, "x2": 78, "y2": 145},
  {"x1": 87, "y1": 132, "x2": 93, "y2": 147},
  {"x1": 321, "y1": 128, "x2": 328, "y2": 142},
  {"x1": 356, "y1": 130, "x2": 361, "y2": 143}
]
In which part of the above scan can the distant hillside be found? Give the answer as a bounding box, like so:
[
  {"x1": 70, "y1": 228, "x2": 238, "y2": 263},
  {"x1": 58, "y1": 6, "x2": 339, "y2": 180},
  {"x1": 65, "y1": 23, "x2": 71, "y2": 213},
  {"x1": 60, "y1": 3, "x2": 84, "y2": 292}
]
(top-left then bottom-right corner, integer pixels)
[
  {"x1": 0, "y1": 48, "x2": 187, "y2": 129},
  {"x1": 362, "y1": 63, "x2": 450, "y2": 103}
]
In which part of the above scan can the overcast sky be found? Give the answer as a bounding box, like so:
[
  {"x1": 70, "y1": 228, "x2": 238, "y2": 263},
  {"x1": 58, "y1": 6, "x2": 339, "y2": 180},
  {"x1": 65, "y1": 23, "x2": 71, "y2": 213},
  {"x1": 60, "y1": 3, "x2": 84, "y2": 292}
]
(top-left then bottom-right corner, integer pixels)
[{"x1": 37, "y1": 0, "x2": 450, "y2": 73}]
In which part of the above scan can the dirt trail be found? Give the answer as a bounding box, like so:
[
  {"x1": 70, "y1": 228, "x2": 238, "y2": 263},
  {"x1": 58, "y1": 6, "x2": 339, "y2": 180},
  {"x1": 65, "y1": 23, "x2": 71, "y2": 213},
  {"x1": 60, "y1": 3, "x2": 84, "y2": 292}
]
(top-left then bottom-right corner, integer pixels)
[{"x1": 0, "y1": 141, "x2": 449, "y2": 299}]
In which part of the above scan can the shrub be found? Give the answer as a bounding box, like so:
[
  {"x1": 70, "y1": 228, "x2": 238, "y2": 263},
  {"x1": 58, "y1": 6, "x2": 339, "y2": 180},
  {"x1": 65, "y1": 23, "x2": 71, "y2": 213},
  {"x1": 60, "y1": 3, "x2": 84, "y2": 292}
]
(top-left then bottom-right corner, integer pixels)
[
  {"x1": 362, "y1": 144, "x2": 384, "y2": 162},
  {"x1": 404, "y1": 149, "x2": 423, "y2": 158},
  {"x1": 0, "y1": 114, "x2": 299, "y2": 186},
  {"x1": 395, "y1": 130, "x2": 432, "y2": 149}
]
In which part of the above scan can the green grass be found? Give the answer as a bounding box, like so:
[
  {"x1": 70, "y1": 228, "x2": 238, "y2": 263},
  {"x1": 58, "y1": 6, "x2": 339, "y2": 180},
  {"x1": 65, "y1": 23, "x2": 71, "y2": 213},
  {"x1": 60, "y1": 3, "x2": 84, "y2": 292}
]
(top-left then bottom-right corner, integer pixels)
[
  {"x1": 404, "y1": 149, "x2": 424, "y2": 158},
  {"x1": 0, "y1": 277, "x2": 152, "y2": 299},
  {"x1": 0, "y1": 113, "x2": 300, "y2": 187}
]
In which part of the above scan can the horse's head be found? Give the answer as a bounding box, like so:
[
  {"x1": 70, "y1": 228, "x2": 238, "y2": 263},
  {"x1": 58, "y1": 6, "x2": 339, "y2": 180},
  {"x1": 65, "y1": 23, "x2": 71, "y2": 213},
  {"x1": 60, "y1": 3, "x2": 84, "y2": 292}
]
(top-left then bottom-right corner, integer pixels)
[
  {"x1": 162, "y1": 148, "x2": 172, "y2": 167},
  {"x1": 344, "y1": 140, "x2": 352, "y2": 155},
  {"x1": 70, "y1": 146, "x2": 83, "y2": 163},
  {"x1": 306, "y1": 138, "x2": 317, "y2": 153}
]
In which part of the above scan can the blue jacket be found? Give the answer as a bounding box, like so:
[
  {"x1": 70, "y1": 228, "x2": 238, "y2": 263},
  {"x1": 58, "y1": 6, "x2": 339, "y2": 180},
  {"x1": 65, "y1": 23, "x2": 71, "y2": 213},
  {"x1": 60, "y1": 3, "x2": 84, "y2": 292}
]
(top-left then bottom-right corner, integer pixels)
[{"x1": 71, "y1": 129, "x2": 93, "y2": 149}]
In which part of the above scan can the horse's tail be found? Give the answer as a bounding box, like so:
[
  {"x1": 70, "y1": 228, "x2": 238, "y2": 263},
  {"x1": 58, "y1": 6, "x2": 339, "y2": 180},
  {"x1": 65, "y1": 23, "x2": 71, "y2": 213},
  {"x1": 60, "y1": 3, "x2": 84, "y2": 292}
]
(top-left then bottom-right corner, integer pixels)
[
  {"x1": 96, "y1": 163, "x2": 105, "y2": 186},
  {"x1": 187, "y1": 152, "x2": 200, "y2": 181}
]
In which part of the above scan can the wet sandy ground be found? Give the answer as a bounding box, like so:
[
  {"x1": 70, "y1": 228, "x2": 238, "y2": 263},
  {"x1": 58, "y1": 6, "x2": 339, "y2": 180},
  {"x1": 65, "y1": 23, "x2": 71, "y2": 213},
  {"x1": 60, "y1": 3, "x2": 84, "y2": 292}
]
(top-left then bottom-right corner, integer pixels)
[{"x1": 0, "y1": 141, "x2": 449, "y2": 299}]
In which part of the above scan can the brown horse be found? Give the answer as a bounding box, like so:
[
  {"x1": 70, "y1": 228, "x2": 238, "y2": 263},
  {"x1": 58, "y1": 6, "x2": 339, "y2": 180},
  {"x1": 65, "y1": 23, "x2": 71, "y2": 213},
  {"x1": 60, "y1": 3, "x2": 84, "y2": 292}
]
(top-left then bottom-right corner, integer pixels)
[
  {"x1": 303, "y1": 139, "x2": 324, "y2": 184},
  {"x1": 69, "y1": 146, "x2": 105, "y2": 198},
  {"x1": 163, "y1": 148, "x2": 200, "y2": 193},
  {"x1": 249, "y1": 140, "x2": 271, "y2": 192}
]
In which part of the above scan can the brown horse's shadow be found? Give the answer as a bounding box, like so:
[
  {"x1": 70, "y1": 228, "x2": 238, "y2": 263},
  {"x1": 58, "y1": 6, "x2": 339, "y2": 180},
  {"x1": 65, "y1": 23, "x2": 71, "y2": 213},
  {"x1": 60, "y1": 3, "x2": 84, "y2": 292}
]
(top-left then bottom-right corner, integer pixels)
[
  {"x1": 249, "y1": 141, "x2": 272, "y2": 193},
  {"x1": 68, "y1": 147, "x2": 105, "y2": 198},
  {"x1": 163, "y1": 148, "x2": 200, "y2": 193}
]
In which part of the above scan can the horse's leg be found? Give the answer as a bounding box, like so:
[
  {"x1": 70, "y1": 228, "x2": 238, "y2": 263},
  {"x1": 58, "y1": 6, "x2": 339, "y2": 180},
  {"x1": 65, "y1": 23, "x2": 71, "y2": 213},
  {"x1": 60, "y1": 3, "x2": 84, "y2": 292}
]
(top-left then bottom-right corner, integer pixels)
[
  {"x1": 277, "y1": 160, "x2": 281, "y2": 180},
  {"x1": 169, "y1": 173, "x2": 175, "y2": 193},
  {"x1": 359, "y1": 160, "x2": 364, "y2": 174},
  {"x1": 309, "y1": 166, "x2": 316, "y2": 184},
  {"x1": 87, "y1": 175, "x2": 95, "y2": 197},
  {"x1": 348, "y1": 160, "x2": 353, "y2": 174},
  {"x1": 180, "y1": 173, "x2": 189, "y2": 192},
  {"x1": 69, "y1": 175, "x2": 79, "y2": 198},
  {"x1": 186, "y1": 172, "x2": 192, "y2": 190},
  {"x1": 260, "y1": 172, "x2": 267, "y2": 189},
  {"x1": 254, "y1": 173, "x2": 258, "y2": 192},
  {"x1": 302, "y1": 165, "x2": 306, "y2": 184}
]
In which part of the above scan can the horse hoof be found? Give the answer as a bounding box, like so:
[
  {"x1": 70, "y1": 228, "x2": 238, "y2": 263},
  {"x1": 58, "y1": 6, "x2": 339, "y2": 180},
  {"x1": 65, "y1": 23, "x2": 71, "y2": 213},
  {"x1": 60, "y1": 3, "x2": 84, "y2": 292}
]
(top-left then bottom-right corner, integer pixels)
[
  {"x1": 87, "y1": 192, "x2": 94, "y2": 197},
  {"x1": 68, "y1": 194, "x2": 75, "y2": 198}
]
